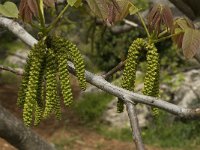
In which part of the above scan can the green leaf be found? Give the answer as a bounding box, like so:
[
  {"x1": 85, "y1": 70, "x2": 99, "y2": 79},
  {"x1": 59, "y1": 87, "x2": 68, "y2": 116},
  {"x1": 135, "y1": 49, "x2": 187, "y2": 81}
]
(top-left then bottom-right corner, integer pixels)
[
  {"x1": 74, "y1": 0, "x2": 83, "y2": 8},
  {"x1": 182, "y1": 28, "x2": 200, "y2": 59},
  {"x1": 0, "y1": 1, "x2": 19, "y2": 18},
  {"x1": 67, "y1": 0, "x2": 82, "y2": 7},
  {"x1": 129, "y1": 4, "x2": 139, "y2": 15}
]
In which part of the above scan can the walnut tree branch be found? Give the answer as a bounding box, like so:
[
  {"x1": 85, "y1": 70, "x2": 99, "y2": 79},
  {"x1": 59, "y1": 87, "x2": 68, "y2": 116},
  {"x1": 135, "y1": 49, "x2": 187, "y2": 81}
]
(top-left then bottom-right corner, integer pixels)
[
  {"x1": 1, "y1": 17, "x2": 200, "y2": 119},
  {"x1": 125, "y1": 102, "x2": 145, "y2": 150},
  {"x1": 0, "y1": 65, "x2": 23, "y2": 76}
]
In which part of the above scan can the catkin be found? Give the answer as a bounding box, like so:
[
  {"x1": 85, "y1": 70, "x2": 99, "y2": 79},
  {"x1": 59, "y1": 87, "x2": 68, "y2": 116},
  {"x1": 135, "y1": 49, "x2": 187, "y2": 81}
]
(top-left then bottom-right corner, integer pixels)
[
  {"x1": 143, "y1": 43, "x2": 160, "y2": 116},
  {"x1": 18, "y1": 35, "x2": 87, "y2": 126},
  {"x1": 117, "y1": 38, "x2": 146, "y2": 112},
  {"x1": 118, "y1": 38, "x2": 160, "y2": 114},
  {"x1": 67, "y1": 41, "x2": 86, "y2": 90},
  {"x1": 22, "y1": 40, "x2": 46, "y2": 126},
  {"x1": 43, "y1": 48, "x2": 59, "y2": 118}
]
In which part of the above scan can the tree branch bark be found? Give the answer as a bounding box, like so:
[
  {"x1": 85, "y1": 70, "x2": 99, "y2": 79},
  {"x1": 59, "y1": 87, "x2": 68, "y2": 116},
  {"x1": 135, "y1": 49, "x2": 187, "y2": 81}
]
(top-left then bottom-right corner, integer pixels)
[
  {"x1": 125, "y1": 102, "x2": 145, "y2": 150},
  {"x1": 0, "y1": 105, "x2": 55, "y2": 150},
  {"x1": 168, "y1": 0, "x2": 196, "y2": 20}
]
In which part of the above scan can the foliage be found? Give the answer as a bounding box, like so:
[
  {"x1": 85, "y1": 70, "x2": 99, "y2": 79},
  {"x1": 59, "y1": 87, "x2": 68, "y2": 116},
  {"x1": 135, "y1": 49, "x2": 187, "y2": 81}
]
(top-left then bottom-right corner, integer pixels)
[
  {"x1": 0, "y1": 1, "x2": 18, "y2": 18},
  {"x1": 96, "y1": 126, "x2": 132, "y2": 142},
  {"x1": 73, "y1": 92, "x2": 113, "y2": 124},
  {"x1": 143, "y1": 111, "x2": 200, "y2": 149},
  {"x1": 93, "y1": 27, "x2": 143, "y2": 71}
]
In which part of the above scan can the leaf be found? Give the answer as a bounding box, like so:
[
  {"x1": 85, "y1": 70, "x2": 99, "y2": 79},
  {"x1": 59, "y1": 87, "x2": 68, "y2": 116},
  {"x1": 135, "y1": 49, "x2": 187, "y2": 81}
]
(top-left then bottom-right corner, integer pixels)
[
  {"x1": 67, "y1": 0, "x2": 81, "y2": 7},
  {"x1": 0, "y1": 1, "x2": 19, "y2": 18},
  {"x1": 182, "y1": 28, "x2": 200, "y2": 59},
  {"x1": 147, "y1": 4, "x2": 173, "y2": 35},
  {"x1": 162, "y1": 5, "x2": 173, "y2": 31},
  {"x1": 172, "y1": 28, "x2": 184, "y2": 48},
  {"x1": 86, "y1": 0, "x2": 134, "y2": 25},
  {"x1": 74, "y1": 0, "x2": 83, "y2": 8},
  {"x1": 172, "y1": 18, "x2": 195, "y2": 49},
  {"x1": 27, "y1": 0, "x2": 38, "y2": 16},
  {"x1": 86, "y1": 0, "x2": 109, "y2": 20},
  {"x1": 174, "y1": 18, "x2": 194, "y2": 30},
  {"x1": 114, "y1": 0, "x2": 132, "y2": 21},
  {"x1": 44, "y1": 0, "x2": 55, "y2": 7},
  {"x1": 129, "y1": 4, "x2": 139, "y2": 15}
]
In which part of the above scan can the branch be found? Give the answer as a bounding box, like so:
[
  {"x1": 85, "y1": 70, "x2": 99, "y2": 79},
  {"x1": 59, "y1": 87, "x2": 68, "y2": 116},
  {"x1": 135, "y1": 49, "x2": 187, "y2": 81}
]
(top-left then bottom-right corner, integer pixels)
[
  {"x1": 0, "y1": 17, "x2": 37, "y2": 47},
  {"x1": 0, "y1": 65, "x2": 23, "y2": 76},
  {"x1": 125, "y1": 102, "x2": 145, "y2": 150},
  {"x1": 168, "y1": 0, "x2": 196, "y2": 20},
  {"x1": 0, "y1": 104, "x2": 55, "y2": 150},
  {"x1": 102, "y1": 60, "x2": 125, "y2": 79},
  {"x1": 101, "y1": 58, "x2": 144, "y2": 149},
  {"x1": 1, "y1": 17, "x2": 200, "y2": 119},
  {"x1": 68, "y1": 62, "x2": 200, "y2": 119}
]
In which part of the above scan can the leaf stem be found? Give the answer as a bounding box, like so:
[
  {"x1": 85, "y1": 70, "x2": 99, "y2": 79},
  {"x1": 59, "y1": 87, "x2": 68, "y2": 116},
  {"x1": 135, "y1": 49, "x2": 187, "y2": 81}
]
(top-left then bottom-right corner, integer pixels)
[
  {"x1": 137, "y1": 13, "x2": 150, "y2": 38},
  {"x1": 36, "y1": 0, "x2": 45, "y2": 31},
  {"x1": 153, "y1": 31, "x2": 184, "y2": 43},
  {"x1": 47, "y1": 4, "x2": 70, "y2": 33}
]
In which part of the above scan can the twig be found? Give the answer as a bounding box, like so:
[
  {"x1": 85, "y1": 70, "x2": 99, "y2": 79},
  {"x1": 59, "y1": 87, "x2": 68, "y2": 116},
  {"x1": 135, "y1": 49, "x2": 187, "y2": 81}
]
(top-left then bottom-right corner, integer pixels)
[
  {"x1": 0, "y1": 65, "x2": 23, "y2": 76},
  {"x1": 125, "y1": 102, "x2": 145, "y2": 150},
  {"x1": 102, "y1": 60, "x2": 126, "y2": 79}
]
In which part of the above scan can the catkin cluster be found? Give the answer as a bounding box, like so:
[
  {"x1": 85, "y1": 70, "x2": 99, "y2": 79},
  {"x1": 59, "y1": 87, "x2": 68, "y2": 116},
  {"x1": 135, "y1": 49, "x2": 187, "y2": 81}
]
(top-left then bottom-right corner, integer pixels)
[
  {"x1": 17, "y1": 36, "x2": 86, "y2": 126},
  {"x1": 118, "y1": 38, "x2": 160, "y2": 113}
]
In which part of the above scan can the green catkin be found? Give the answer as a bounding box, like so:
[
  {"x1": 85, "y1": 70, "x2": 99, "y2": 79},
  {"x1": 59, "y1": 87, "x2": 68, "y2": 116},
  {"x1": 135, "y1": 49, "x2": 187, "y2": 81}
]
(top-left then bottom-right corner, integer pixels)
[
  {"x1": 57, "y1": 52, "x2": 73, "y2": 106},
  {"x1": 67, "y1": 41, "x2": 87, "y2": 91},
  {"x1": 118, "y1": 39, "x2": 160, "y2": 114},
  {"x1": 34, "y1": 59, "x2": 46, "y2": 126},
  {"x1": 43, "y1": 48, "x2": 59, "y2": 118},
  {"x1": 117, "y1": 38, "x2": 146, "y2": 112},
  {"x1": 47, "y1": 36, "x2": 73, "y2": 106},
  {"x1": 49, "y1": 36, "x2": 86, "y2": 106},
  {"x1": 54, "y1": 94, "x2": 62, "y2": 120},
  {"x1": 143, "y1": 43, "x2": 160, "y2": 116},
  {"x1": 34, "y1": 103, "x2": 43, "y2": 126},
  {"x1": 18, "y1": 35, "x2": 87, "y2": 126},
  {"x1": 23, "y1": 41, "x2": 46, "y2": 126},
  {"x1": 17, "y1": 56, "x2": 31, "y2": 107},
  {"x1": 49, "y1": 36, "x2": 86, "y2": 90}
]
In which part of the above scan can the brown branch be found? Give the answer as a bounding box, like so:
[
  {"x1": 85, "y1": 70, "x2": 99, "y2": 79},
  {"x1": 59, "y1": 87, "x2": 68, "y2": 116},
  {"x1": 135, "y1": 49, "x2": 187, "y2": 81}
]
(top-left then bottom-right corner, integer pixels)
[
  {"x1": 102, "y1": 60, "x2": 126, "y2": 79},
  {"x1": 0, "y1": 65, "x2": 23, "y2": 76}
]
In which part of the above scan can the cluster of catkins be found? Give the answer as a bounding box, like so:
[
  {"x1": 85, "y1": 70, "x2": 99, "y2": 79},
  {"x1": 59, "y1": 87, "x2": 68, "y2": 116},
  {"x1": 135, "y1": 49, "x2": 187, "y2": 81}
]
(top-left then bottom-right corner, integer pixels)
[
  {"x1": 17, "y1": 36, "x2": 86, "y2": 126},
  {"x1": 117, "y1": 38, "x2": 160, "y2": 115}
]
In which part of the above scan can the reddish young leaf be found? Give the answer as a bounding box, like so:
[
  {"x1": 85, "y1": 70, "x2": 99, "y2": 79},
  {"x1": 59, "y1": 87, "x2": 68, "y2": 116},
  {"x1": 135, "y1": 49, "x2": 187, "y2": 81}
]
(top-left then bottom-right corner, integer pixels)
[
  {"x1": 147, "y1": 4, "x2": 173, "y2": 35},
  {"x1": 86, "y1": 0, "x2": 133, "y2": 26},
  {"x1": 113, "y1": 0, "x2": 131, "y2": 22},
  {"x1": 162, "y1": 5, "x2": 173, "y2": 31},
  {"x1": 182, "y1": 28, "x2": 200, "y2": 59},
  {"x1": 44, "y1": 0, "x2": 56, "y2": 7},
  {"x1": 27, "y1": 0, "x2": 38, "y2": 17},
  {"x1": 19, "y1": 0, "x2": 31, "y2": 22},
  {"x1": 148, "y1": 4, "x2": 159, "y2": 31}
]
